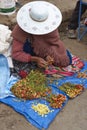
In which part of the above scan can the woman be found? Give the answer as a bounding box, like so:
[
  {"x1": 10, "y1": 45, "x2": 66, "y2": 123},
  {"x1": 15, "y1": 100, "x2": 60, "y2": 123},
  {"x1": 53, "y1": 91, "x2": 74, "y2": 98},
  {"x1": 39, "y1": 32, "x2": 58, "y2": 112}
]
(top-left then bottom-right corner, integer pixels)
[{"x1": 11, "y1": 1, "x2": 72, "y2": 69}]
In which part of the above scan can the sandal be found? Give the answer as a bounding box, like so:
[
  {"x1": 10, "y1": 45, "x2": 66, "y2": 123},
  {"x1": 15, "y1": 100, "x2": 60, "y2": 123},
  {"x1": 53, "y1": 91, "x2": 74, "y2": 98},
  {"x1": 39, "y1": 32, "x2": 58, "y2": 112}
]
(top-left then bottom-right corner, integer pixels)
[{"x1": 67, "y1": 29, "x2": 77, "y2": 39}]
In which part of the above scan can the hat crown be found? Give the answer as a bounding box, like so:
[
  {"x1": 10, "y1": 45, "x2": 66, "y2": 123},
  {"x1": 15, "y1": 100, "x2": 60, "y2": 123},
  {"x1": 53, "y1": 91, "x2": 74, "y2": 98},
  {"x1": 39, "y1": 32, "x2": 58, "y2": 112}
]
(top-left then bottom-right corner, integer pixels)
[{"x1": 29, "y1": 3, "x2": 48, "y2": 22}]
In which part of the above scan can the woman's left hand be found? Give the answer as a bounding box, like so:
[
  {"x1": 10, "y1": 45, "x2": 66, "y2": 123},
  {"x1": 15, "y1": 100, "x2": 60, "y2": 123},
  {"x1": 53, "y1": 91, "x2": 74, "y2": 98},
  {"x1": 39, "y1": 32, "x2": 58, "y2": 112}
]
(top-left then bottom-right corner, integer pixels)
[
  {"x1": 36, "y1": 57, "x2": 48, "y2": 68},
  {"x1": 46, "y1": 55, "x2": 54, "y2": 65}
]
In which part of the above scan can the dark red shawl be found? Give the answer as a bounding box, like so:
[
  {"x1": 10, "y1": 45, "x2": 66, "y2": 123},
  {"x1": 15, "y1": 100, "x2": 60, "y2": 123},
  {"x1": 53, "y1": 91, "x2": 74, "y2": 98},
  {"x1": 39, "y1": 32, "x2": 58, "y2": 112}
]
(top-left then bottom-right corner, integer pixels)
[{"x1": 12, "y1": 24, "x2": 70, "y2": 67}]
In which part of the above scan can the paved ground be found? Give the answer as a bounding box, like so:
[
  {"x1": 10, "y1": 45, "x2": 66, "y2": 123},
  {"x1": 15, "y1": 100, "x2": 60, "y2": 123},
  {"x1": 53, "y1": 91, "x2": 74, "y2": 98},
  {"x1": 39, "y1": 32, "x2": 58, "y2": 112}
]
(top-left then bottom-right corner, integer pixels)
[{"x1": 0, "y1": 0, "x2": 87, "y2": 130}]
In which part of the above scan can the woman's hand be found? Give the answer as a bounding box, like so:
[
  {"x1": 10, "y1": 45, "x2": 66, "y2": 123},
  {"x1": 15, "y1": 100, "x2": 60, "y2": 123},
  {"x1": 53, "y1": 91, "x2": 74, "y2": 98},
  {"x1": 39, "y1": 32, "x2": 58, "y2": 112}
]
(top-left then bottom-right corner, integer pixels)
[
  {"x1": 36, "y1": 57, "x2": 48, "y2": 68},
  {"x1": 46, "y1": 55, "x2": 54, "y2": 65},
  {"x1": 31, "y1": 56, "x2": 48, "y2": 68}
]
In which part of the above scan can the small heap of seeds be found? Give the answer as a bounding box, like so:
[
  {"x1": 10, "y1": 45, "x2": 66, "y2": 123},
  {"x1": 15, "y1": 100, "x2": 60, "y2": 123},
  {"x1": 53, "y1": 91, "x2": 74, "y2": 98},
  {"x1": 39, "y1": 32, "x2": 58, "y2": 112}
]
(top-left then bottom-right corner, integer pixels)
[
  {"x1": 32, "y1": 103, "x2": 53, "y2": 117},
  {"x1": 59, "y1": 82, "x2": 84, "y2": 98},
  {"x1": 77, "y1": 71, "x2": 87, "y2": 78},
  {"x1": 46, "y1": 94, "x2": 66, "y2": 108}
]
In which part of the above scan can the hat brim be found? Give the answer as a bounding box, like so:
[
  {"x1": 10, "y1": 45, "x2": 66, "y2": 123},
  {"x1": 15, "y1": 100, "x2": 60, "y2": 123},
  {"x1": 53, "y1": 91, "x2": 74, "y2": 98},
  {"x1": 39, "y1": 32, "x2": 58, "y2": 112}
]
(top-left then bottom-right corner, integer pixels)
[{"x1": 17, "y1": 1, "x2": 62, "y2": 35}]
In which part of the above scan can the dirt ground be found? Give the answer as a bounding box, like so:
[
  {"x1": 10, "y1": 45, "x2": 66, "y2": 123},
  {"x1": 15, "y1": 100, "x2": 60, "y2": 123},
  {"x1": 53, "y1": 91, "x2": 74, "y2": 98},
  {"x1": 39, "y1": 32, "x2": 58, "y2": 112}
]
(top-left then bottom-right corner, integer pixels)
[{"x1": 0, "y1": 0, "x2": 87, "y2": 130}]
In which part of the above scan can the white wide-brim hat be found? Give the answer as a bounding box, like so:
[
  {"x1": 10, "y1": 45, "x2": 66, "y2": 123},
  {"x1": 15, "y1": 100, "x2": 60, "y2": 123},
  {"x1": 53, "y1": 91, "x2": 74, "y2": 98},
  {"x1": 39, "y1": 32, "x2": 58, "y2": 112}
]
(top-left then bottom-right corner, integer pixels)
[{"x1": 17, "y1": 1, "x2": 62, "y2": 35}]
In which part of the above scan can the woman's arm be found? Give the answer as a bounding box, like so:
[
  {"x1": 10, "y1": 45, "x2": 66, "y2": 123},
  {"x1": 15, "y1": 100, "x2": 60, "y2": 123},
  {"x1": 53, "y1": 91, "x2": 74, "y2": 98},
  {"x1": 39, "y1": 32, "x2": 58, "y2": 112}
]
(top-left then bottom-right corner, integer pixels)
[
  {"x1": 12, "y1": 39, "x2": 31, "y2": 62},
  {"x1": 12, "y1": 39, "x2": 48, "y2": 68}
]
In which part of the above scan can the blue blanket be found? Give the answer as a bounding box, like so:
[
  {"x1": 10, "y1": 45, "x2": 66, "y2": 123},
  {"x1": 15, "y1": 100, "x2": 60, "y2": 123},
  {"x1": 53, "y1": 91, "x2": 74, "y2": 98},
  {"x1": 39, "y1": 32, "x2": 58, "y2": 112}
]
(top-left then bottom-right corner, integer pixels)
[
  {"x1": 0, "y1": 88, "x2": 68, "y2": 130},
  {"x1": 0, "y1": 55, "x2": 87, "y2": 130}
]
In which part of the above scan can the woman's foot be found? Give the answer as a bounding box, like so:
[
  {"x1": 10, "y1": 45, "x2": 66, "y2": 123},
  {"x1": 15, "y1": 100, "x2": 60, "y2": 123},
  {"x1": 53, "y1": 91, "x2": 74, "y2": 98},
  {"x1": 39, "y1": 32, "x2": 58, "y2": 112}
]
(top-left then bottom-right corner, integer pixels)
[{"x1": 67, "y1": 29, "x2": 77, "y2": 39}]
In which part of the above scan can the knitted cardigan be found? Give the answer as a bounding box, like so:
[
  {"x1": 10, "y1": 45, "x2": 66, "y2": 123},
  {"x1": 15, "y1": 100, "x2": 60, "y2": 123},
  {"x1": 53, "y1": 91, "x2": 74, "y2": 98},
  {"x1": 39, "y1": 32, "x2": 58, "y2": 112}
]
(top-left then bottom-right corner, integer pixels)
[{"x1": 11, "y1": 24, "x2": 70, "y2": 67}]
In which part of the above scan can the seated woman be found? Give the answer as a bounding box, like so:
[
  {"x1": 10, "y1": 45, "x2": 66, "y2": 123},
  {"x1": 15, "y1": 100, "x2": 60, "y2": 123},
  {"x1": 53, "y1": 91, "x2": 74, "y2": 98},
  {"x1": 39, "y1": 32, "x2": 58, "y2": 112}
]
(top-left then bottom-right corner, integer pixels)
[{"x1": 11, "y1": 1, "x2": 72, "y2": 70}]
